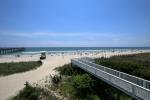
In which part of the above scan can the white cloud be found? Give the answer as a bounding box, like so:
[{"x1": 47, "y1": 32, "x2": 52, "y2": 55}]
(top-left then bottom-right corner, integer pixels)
[
  {"x1": 0, "y1": 32, "x2": 116, "y2": 37},
  {"x1": 1, "y1": 31, "x2": 149, "y2": 47}
]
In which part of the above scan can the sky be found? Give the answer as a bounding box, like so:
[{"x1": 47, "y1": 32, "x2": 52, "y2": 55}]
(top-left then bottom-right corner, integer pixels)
[{"x1": 0, "y1": 0, "x2": 150, "y2": 47}]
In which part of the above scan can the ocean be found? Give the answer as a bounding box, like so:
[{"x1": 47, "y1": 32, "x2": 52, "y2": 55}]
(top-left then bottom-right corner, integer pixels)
[
  {"x1": 21, "y1": 47, "x2": 150, "y2": 54},
  {"x1": 1, "y1": 47, "x2": 150, "y2": 55}
]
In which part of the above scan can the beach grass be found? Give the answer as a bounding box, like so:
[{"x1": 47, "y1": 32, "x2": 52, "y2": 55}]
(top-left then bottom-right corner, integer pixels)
[
  {"x1": 11, "y1": 53, "x2": 150, "y2": 100},
  {"x1": 12, "y1": 62, "x2": 133, "y2": 100},
  {"x1": 0, "y1": 61, "x2": 42, "y2": 76},
  {"x1": 10, "y1": 82, "x2": 59, "y2": 100},
  {"x1": 53, "y1": 64, "x2": 132, "y2": 100},
  {"x1": 95, "y1": 53, "x2": 150, "y2": 80}
]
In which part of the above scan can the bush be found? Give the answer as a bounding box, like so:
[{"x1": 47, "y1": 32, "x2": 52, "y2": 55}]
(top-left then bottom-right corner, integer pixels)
[
  {"x1": 11, "y1": 82, "x2": 40, "y2": 100},
  {"x1": 11, "y1": 81, "x2": 59, "y2": 100},
  {"x1": 55, "y1": 63, "x2": 84, "y2": 76},
  {"x1": 51, "y1": 75, "x2": 62, "y2": 85},
  {"x1": 55, "y1": 62, "x2": 133, "y2": 100},
  {"x1": 71, "y1": 74, "x2": 95, "y2": 98}
]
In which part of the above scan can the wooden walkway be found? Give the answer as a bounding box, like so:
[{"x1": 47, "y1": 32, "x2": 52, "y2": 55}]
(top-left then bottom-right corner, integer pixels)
[
  {"x1": 71, "y1": 57, "x2": 150, "y2": 100},
  {"x1": 0, "y1": 48, "x2": 25, "y2": 55}
]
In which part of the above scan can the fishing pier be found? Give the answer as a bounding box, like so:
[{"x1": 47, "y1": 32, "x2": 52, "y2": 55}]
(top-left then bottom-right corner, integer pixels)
[{"x1": 0, "y1": 48, "x2": 25, "y2": 55}]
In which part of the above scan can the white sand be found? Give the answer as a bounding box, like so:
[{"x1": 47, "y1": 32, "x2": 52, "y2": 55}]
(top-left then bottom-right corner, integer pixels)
[{"x1": 0, "y1": 50, "x2": 149, "y2": 100}]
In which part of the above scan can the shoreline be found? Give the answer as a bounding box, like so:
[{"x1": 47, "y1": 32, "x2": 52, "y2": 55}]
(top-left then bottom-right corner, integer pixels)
[
  {"x1": 0, "y1": 49, "x2": 150, "y2": 63},
  {"x1": 0, "y1": 50, "x2": 150, "y2": 100}
]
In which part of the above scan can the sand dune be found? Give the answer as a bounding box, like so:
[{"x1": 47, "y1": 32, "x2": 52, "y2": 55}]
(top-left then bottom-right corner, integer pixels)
[{"x1": 0, "y1": 50, "x2": 149, "y2": 100}]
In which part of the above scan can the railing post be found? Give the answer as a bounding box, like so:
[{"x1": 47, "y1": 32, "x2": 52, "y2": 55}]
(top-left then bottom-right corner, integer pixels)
[
  {"x1": 132, "y1": 85, "x2": 135, "y2": 98},
  {"x1": 119, "y1": 72, "x2": 121, "y2": 78},
  {"x1": 95, "y1": 68, "x2": 96, "y2": 74},
  {"x1": 109, "y1": 74, "x2": 111, "y2": 82},
  {"x1": 104, "y1": 67, "x2": 106, "y2": 72},
  {"x1": 143, "y1": 81, "x2": 146, "y2": 89}
]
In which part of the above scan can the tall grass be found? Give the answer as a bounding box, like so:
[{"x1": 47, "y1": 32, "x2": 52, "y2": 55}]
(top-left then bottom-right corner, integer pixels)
[
  {"x1": 95, "y1": 53, "x2": 150, "y2": 80},
  {"x1": 0, "y1": 61, "x2": 42, "y2": 76},
  {"x1": 54, "y1": 63, "x2": 132, "y2": 100},
  {"x1": 10, "y1": 82, "x2": 59, "y2": 100}
]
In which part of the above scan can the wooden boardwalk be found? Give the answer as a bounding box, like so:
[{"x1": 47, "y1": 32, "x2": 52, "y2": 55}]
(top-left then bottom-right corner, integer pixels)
[
  {"x1": 71, "y1": 57, "x2": 150, "y2": 100},
  {"x1": 0, "y1": 48, "x2": 25, "y2": 55}
]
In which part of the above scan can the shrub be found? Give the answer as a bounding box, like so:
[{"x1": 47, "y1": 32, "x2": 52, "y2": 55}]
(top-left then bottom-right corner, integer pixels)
[
  {"x1": 71, "y1": 74, "x2": 95, "y2": 98},
  {"x1": 55, "y1": 63, "x2": 84, "y2": 76},
  {"x1": 11, "y1": 82, "x2": 40, "y2": 100},
  {"x1": 51, "y1": 75, "x2": 62, "y2": 85}
]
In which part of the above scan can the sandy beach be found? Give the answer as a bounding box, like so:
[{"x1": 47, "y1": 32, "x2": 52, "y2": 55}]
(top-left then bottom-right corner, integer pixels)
[{"x1": 0, "y1": 50, "x2": 149, "y2": 100}]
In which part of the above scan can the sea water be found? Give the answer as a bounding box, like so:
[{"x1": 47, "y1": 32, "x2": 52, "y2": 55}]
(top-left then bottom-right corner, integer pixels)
[{"x1": 20, "y1": 47, "x2": 150, "y2": 55}]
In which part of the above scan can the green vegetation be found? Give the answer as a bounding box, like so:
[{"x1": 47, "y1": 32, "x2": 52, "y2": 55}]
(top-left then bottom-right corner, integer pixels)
[
  {"x1": 11, "y1": 82, "x2": 41, "y2": 100},
  {"x1": 51, "y1": 75, "x2": 62, "y2": 84},
  {"x1": 95, "y1": 53, "x2": 150, "y2": 80},
  {"x1": 12, "y1": 63, "x2": 132, "y2": 100},
  {"x1": 55, "y1": 63, "x2": 84, "y2": 76},
  {"x1": 11, "y1": 82, "x2": 58, "y2": 100},
  {"x1": 12, "y1": 53, "x2": 150, "y2": 100},
  {"x1": 0, "y1": 61, "x2": 42, "y2": 76},
  {"x1": 71, "y1": 74, "x2": 95, "y2": 98},
  {"x1": 54, "y1": 64, "x2": 132, "y2": 100}
]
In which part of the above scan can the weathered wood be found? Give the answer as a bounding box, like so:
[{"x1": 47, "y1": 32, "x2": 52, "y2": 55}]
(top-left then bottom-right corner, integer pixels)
[{"x1": 0, "y1": 48, "x2": 25, "y2": 55}]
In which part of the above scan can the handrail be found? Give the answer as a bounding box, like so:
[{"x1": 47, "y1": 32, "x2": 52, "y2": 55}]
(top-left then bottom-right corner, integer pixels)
[
  {"x1": 71, "y1": 58, "x2": 150, "y2": 100},
  {"x1": 78, "y1": 58, "x2": 150, "y2": 90}
]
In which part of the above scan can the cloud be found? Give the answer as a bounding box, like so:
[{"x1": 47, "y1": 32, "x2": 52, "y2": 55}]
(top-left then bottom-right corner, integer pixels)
[
  {"x1": 0, "y1": 31, "x2": 149, "y2": 47},
  {"x1": 0, "y1": 32, "x2": 116, "y2": 37},
  {"x1": 0, "y1": 32, "x2": 118, "y2": 46}
]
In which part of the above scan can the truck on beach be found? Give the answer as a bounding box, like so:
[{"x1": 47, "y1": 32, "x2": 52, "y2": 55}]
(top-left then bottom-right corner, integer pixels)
[{"x1": 40, "y1": 51, "x2": 46, "y2": 60}]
